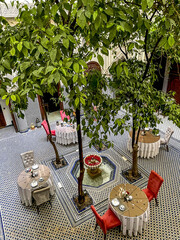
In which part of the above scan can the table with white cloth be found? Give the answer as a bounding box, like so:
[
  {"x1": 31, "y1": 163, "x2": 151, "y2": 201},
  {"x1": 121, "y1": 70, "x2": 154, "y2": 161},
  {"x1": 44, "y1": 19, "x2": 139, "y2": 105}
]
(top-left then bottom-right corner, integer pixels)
[
  {"x1": 109, "y1": 183, "x2": 150, "y2": 237},
  {"x1": 56, "y1": 124, "x2": 78, "y2": 145},
  {"x1": 17, "y1": 164, "x2": 55, "y2": 206},
  {"x1": 127, "y1": 129, "x2": 160, "y2": 158}
]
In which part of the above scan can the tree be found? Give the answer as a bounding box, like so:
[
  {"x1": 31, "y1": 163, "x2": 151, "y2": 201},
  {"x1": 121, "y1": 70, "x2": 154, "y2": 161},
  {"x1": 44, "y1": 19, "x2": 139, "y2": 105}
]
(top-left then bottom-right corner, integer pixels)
[
  {"x1": 103, "y1": 0, "x2": 180, "y2": 179},
  {"x1": 0, "y1": 0, "x2": 116, "y2": 206}
]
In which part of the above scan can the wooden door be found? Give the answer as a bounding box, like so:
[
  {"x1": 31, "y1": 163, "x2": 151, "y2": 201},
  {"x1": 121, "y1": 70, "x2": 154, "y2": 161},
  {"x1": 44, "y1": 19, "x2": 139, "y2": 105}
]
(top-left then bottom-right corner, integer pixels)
[
  {"x1": 0, "y1": 105, "x2": 6, "y2": 128},
  {"x1": 167, "y1": 63, "x2": 180, "y2": 104}
]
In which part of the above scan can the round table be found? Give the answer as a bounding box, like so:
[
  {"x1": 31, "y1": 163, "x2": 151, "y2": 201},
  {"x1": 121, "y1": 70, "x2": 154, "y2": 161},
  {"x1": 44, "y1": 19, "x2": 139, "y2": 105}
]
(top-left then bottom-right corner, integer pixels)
[
  {"x1": 127, "y1": 129, "x2": 160, "y2": 158},
  {"x1": 56, "y1": 124, "x2": 78, "y2": 145},
  {"x1": 17, "y1": 164, "x2": 55, "y2": 206},
  {"x1": 109, "y1": 183, "x2": 150, "y2": 237},
  {"x1": 84, "y1": 154, "x2": 102, "y2": 178}
]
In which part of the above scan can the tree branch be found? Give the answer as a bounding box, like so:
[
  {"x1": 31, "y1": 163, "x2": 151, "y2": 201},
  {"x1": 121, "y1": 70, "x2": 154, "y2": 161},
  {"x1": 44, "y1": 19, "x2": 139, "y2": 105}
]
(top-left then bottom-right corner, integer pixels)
[
  {"x1": 144, "y1": 30, "x2": 149, "y2": 62},
  {"x1": 118, "y1": 43, "x2": 128, "y2": 60},
  {"x1": 150, "y1": 9, "x2": 157, "y2": 21},
  {"x1": 66, "y1": 5, "x2": 72, "y2": 24},
  {"x1": 123, "y1": 39, "x2": 128, "y2": 59},
  {"x1": 142, "y1": 36, "x2": 163, "y2": 80}
]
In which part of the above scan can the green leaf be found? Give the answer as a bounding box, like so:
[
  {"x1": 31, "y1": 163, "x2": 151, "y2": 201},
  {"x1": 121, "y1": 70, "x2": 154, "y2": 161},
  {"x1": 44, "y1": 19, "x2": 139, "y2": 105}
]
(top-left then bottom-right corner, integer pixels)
[
  {"x1": 41, "y1": 38, "x2": 49, "y2": 49},
  {"x1": 60, "y1": 67, "x2": 66, "y2": 76},
  {"x1": 73, "y1": 63, "x2": 80, "y2": 73},
  {"x1": 97, "y1": 54, "x2": 104, "y2": 67},
  {"x1": 77, "y1": 13, "x2": 86, "y2": 29},
  {"x1": 51, "y1": 4, "x2": 59, "y2": 16},
  {"x1": 118, "y1": 11, "x2": 127, "y2": 20},
  {"x1": 81, "y1": 77, "x2": 87, "y2": 86},
  {"x1": 93, "y1": 11, "x2": 98, "y2": 20},
  {"x1": 67, "y1": 35, "x2": 76, "y2": 44},
  {"x1": 168, "y1": 35, "x2": 175, "y2": 47},
  {"x1": 73, "y1": 75, "x2": 78, "y2": 83},
  {"x1": 46, "y1": 28, "x2": 54, "y2": 36},
  {"x1": 1, "y1": 95, "x2": 7, "y2": 100},
  {"x1": 6, "y1": 97, "x2": 9, "y2": 106},
  {"x1": 53, "y1": 35, "x2": 61, "y2": 44},
  {"x1": 63, "y1": 38, "x2": 69, "y2": 49},
  {"x1": 23, "y1": 41, "x2": 30, "y2": 49},
  {"x1": 141, "y1": 0, "x2": 147, "y2": 11},
  {"x1": 0, "y1": 66, "x2": 4, "y2": 72},
  {"x1": 95, "y1": 16, "x2": 101, "y2": 30},
  {"x1": 85, "y1": 11, "x2": 91, "y2": 19},
  {"x1": 10, "y1": 48, "x2": 15, "y2": 56},
  {"x1": 38, "y1": 45, "x2": 44, "y2": 54},
  {"x1": 117, "y1": 25, "x2": 124, "y2": 31},
  {"x1": 124, "y1": 66, "x2": 129, "y2": 76},
  {"x1": 17, "y1": 42, "x2": 23, "y2": 52},
  {"x1": 107, "y1": 22, "x2": 114, "y2": 28},
  {"x1": 61, "y1": 75, "x2": 68, "y2": 87},
  {"x1": 20, "y1": 62, "x2": 31, "y2": 72},
  {"x1": 75, "y1": 97, "x2": 79, "y2": 107},
  {"x1": 2, "y1": 60, "x2": 10, "y2": 70},
  {"x1": 116, "y1": 65, "x2": 122, "y2": 78},
  {"x1": 105, "y1": 6, "x2": 113, "y2": 16},
  {"x1": 53, "y1": 71, "x2": 60, "y2": 84},
  {"x1": 11, "y1": 95, "x2": 16, "y2": 101},
  {"x1": 36, "y1": 89, "x2": 43, "y2": 96},
  {"x1": 50, "y1": 49, "x2": 57, "y2": 62},
  {"x1": 147, "y1": 0, "x2": 154, "y2": 8},
  {"x1": 82, "y1": 0, "x2": 88, "y2": 6},
  {"x1": 22, "y1": 48, "x2": 28, "y2": 57},
  {"x1": 128, "y1": 43, "x2": 134, "y2": 51},
  {"x1": 79, "y1": 60, "x2": 87, "y2": 68},
  {"x1": 13, "y1": 76, "x2": 18, "y2": 83},
  {"x1": 45, "y1": 66, "x2": 55, "y2": 75},
  {"x1": 80, "y1": 96, "x2": 85, "y2": 105}
]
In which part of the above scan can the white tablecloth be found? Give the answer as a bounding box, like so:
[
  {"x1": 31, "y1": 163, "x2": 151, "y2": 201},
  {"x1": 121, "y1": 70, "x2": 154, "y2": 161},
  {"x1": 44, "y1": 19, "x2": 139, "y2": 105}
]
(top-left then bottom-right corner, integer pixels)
[
  {"x1": 109, "y1": 183, "x2": 150, "y2": 237},
  {"x1": 56, "y1": 125, "x2": 78, "y2": 145},
  {"x1": 127, "y1": 135, "x2": 160, "y2": 158},
  {"x1": 17, "y1": 165, "x2": 55, "y2": 206},
  {"x1": 109, "y1": 202, "x2": 150, "y2": 237}
]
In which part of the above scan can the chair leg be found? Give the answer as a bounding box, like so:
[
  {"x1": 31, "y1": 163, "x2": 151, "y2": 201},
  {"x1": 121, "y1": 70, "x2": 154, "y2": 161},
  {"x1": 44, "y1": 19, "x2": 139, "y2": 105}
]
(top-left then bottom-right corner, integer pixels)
[
  {"x1": 47, "y1": 136, "x2": 48, "y2": 142},
  {"x1": 166, "y1": 145, "x2": 169, "y2": 152},
  {"x1": 104, "y1": 234, "x2": 106, "y2": 240},
  {"x1": 49, "y1": 200, "x2": 52, "y2": 208},
  {"x1": 95, "y1": 223, "x2": 98, "y2": 230},
  {"x1": 155, "y1": 198, "x2": 158, "y2": 206},
  {"x1": 119, "y1": 225, "x2": 121, "y2": 233}
]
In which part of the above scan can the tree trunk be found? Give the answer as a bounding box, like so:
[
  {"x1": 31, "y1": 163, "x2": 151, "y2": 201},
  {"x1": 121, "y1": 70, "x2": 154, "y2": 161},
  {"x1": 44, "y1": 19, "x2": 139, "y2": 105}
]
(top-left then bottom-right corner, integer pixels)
[
  {"x1": 41, "y1": 97, "x2": 61, "y2": 164},
  {"x1": 131, "y1": 116, "x2": 140, "y2": 177},
  {"x1": 76, "y1": 107, "x2": 85, "y2": 204},
  {"x1": 132, "y1": 143, "x2": 139, "y2": 177}
]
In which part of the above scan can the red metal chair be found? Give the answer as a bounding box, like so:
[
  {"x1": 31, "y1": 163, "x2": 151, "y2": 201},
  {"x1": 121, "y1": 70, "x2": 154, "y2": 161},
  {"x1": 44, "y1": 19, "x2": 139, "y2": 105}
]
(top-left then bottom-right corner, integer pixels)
[
  {"x1": 91, "y1": 205, "x2": 121, "y2": 240},
  {"x1": 60, "y1": 110, "x2": 70, "y2": 122},
  {"x1": 41, "y1": 120, "x2": 56, "y2": 141},
  {"x1": 142, "y1": 170, "x2": 164, "y2": 206}
]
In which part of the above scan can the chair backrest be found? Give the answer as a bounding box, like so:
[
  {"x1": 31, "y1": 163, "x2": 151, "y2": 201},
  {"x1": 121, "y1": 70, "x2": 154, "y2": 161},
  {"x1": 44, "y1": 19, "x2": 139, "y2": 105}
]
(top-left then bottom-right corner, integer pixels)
[
  {"x1": 164, "y1": 127, "x2": 174, "y2": 143},
  {"x1": 20, "y1": 151, "x2": 34, "y2": 168},
  {"x1": 60, "y1": 110, "x2": 70, "y2": 121},
  {"x1": 147, "y1": 170, "x2": 164, "y2": 198},
  {"x1": 41, "y1": 120, "x2": 50, "y2": 135},
  {"x1": 91, "y1": 205, "x2": 106, "y2": 234},
  {"x1": 32, "y1": 186, "x2": 50, "y2": 206}
]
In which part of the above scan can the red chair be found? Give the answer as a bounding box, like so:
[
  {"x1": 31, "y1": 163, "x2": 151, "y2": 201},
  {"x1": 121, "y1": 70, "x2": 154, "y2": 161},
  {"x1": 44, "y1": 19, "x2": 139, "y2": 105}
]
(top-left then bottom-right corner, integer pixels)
[
  {"x1": 60, "y1": 110, "x2": 70, "y2": 121},
  {"x1": 91, "y1": 205, "x2": 121, "y2": 240},
  {"x1": 41, "y1": 120, "x2": 56, "y2": 141},
  {"x1": 142, "y1": 170, "x2": 164, "y2": 206}
]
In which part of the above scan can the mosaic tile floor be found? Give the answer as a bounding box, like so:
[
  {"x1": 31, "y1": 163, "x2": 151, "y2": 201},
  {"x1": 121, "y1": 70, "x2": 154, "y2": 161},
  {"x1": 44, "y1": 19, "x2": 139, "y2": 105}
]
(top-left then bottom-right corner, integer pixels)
[{"x1": 0, "y1": 112, "x2": 179, "y2": 240}]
